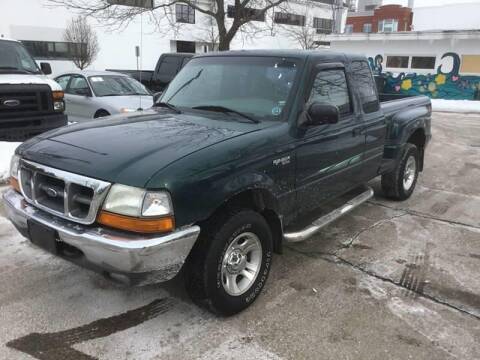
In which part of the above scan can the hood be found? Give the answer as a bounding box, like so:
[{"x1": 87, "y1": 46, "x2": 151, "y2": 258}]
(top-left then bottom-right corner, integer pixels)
[
  {"x1": 0, "y1": 73, "x2": 62, "y2": 91},
  {"x1": 17, "y1": 109, "x2": 262, "y2": 188},
  {"x1": 99, "y1": 95, "x2": 154, "y2": 111}
]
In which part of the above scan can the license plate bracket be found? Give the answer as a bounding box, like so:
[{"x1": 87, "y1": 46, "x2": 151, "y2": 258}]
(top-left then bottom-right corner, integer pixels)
[{"x1": 28, "y1": 220, "x2": 58, "y2": 254}]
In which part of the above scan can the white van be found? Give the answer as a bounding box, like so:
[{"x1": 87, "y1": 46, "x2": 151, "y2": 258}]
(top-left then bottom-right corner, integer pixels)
[{"x1": 0, "y1": 38, "x2": 67, "y2": 141}]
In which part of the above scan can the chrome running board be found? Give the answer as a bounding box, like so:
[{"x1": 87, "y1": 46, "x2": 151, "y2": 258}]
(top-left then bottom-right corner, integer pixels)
[{"x1": 284, "y1": 187, "x2": 374, "y2": 243}]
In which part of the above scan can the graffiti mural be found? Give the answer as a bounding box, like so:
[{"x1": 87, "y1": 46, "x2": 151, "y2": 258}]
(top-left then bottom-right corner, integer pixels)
[{"x1": 368, "y1": 52, "x2": 480, "y2": 100}]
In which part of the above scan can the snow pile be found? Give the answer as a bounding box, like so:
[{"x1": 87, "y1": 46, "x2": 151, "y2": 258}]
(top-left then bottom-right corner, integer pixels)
[
  {"x1": 431, "y1": 99, "x2": 480, "y2": 114},
  {"x1": 0, "y1": 142, "x2": 21, "y2": 183}
]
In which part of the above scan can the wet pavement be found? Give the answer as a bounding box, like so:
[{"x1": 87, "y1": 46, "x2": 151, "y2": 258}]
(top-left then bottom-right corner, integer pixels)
[{"x1": 0, "y1": 112, "x2": 479, "y2": 359}]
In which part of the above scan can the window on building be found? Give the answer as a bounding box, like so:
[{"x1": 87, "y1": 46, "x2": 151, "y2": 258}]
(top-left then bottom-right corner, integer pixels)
[
  {"x1": 386, "y1": 56, "x2": 409, "y2": 68},
  {"x1": 345, "y1": 24, "x2": 353, "y2": 34},
  {"x1": 21, "y1": 40, "x2": 83, "y2": 60},
  {"x1": 175, "y1": 4, "x2": 195, "y2": 24},
  {"x1": 313, "y1": 0, "x2": 335, "y2": 4},
  {"x1": 308, "y1": 69, "x2": 352, "y2": 117},
  {"x1": 313, "y1": 18, "x2": 333, "y2": 34},
  {"x1": 378, "y1": 19, "x2": 398, "y2": 33},
  {"x1": 350, "y1": 61, "x2": 380, "y2": 113},
  {"x1": 227, "y1": 5, "x2": 265, "y2": 22},
  {"x1": 460, "y1": 55, "x2": 480, "y2": 74},
  {"x1": 362, "y1": 23, "x2": 372, "y2": 33},
  {"x1": 274, "y1": 12, "x2": 305, "y2": 26},
  {"x1": 411, "y1": 56, "x2": 436, "y2": 70},
  {"x1": 176, "y1": 40, "x2": 196, "y2": 53}
]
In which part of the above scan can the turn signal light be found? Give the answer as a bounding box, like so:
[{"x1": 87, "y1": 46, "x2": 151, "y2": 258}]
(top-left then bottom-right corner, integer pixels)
[
  {"x1": 52, "y1": 91, "x2": 64, "y2": 101},
  {"x1": 9, "y1": 177, "x2": 21, "y2": 193},
  {"x1": 97, "y1": 211, "x2": 174, "y2": 234}
]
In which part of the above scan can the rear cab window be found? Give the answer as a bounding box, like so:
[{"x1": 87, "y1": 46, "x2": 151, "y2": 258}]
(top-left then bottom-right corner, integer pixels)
[{"x1": 350, "y1": 61, "x2": 380, "y2": 113}]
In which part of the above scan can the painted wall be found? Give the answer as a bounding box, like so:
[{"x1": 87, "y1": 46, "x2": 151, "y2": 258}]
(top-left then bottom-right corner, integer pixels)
[{"x1": 369, "y1": 53, "x2": 480, "y2": 100}]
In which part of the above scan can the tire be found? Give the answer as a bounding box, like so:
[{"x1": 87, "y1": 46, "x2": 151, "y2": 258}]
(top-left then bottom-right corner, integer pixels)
[
  {"x1": 381, "y1": 143, "x2": 419, "y2": 201},
  {"x1": 184, "y1": 209, "x2": 273, "y2": 316},
  {"x1": 94, "y1": 110, "x2": 110, "y2": 119}
]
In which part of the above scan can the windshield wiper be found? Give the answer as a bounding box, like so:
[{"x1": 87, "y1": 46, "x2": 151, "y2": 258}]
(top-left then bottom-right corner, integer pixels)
[
  {"x1": 154, "y1": 102, "x2": 182, "y2": 114},
  {"x1": 192, "y1": 105, "x2": 259, "y2": 124}
]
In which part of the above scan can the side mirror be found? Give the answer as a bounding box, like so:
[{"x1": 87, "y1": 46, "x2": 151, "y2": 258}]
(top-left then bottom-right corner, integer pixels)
[
  {"x1": 153, "y1": 91, "x2": 163, "y2": 103},
  {"x1": 75, "y1": 88, "x2": 92, "y2": 97},
  {"x1": 306, "y1": 103, "x2": 339, "y2": 126},
  {"x1": 40, "y1": 62, "x2": 52, "y2": 75}
]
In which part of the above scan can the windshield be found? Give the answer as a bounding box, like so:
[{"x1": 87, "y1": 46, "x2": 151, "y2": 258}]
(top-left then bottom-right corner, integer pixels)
[
  {"x1": 0, "y1": 41, "x2": 41, "y2": 74},
  {"x1": 88, "y1": 75, "x2": 151, "y2": 97},
  {"x1": 161, "y1": 56, "x2": 299, "y2": 121}
]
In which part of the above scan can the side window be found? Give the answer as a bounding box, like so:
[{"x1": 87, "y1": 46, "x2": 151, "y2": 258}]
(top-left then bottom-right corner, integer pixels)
[
  {"x1": 68, "y1": 76, "x2": 90, "y2": 95},
  {"x1": 308, "y1": 69, "x2": 351, "y2": 117},
  {"x1": 350, "y1": 61, "x2": 380, "y2": 113},
  {"x1": 157, "y1": 56, "x2": 183, "y2": 82},
  {"x1": 55, "y1": 75, "x2": 71, "y2": 91}
]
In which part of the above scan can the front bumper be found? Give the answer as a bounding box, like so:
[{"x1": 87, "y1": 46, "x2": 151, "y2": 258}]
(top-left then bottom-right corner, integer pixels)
[
  {"x1": 3, "y1": 188, "x2": 200, "y2": 285},
  {"x1": 0, "y1": 113, "x2": 68, "y2": 141}
]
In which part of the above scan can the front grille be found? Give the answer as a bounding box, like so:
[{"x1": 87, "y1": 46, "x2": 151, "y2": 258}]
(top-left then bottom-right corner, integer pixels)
[
  {"x1": 0, "y1": 84, "x2": 52, "y2": 120},
  {"x1": 18, "y1": 160, "x2": 111, "y2": 225}
]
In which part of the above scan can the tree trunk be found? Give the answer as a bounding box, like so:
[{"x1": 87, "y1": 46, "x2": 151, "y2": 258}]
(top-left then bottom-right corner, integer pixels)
[{"x1": 217, "y1": 37, "x2": 230, "y2": 51}]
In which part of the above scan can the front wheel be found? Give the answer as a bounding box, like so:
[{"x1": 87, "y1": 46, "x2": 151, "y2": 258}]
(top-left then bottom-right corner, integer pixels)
[
  {"x1": 381, "y1": 143, "x2": 420, "y2": 200},
  {"x1": 184, "y1": 209, "x2": 273, "y2": 316}
]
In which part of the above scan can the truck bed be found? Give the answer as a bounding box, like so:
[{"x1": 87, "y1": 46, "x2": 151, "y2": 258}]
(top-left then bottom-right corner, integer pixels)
[{"x1": 379, "y1": 93, "x2": 431, "y2": 118}]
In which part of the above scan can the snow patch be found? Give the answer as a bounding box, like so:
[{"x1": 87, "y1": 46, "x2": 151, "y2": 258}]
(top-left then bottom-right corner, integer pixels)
[
  {"x1": 432, "y1": 99, "x2": 480, "y2": 114},
  {"x1": 0, "y1": 142, "x2": 21, "y2": 183}
]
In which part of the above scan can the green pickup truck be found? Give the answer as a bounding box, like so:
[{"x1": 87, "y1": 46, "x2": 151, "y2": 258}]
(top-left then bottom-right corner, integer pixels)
[{"x1": 4, "y1": 50, "x2": 431, "y2": 315}]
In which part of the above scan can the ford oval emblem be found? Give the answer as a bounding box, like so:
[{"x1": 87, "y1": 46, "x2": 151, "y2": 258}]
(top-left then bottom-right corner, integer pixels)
[
  {"x1": 45, "y1": 187, "x2": 58, "y2": 198},
  {"x1": 3, "y1": 99, "x2": 21, "y2": 107}
]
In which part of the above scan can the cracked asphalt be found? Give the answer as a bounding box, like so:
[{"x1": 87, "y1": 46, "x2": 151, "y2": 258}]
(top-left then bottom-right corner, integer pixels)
[{"x1": 0, "y1": 112, "x2": 479, "y2": 359}]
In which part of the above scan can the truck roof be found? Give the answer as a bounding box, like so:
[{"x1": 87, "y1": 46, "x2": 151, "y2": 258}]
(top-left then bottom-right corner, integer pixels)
[
  {"x1": 194, "y1": 49, "x2": 366, "y2": 63},
  {"x1": 0, "y1": 37, "x2": 20, "y2": 43}
]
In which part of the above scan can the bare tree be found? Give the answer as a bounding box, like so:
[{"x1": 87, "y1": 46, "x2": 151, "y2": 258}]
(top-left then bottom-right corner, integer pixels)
[
  {"x1": 283, "y1": 23, "x2": 319, "y2": 50},
  {"x1": 64, "y1": 16, "x2": 100, "y2": 69},
  {"x1": 49, "y1": 0, "x2": 288, "y2": 51}
]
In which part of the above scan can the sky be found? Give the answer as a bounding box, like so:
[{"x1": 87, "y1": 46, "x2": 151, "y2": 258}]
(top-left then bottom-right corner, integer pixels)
[{"x1": 377, "y1": 0, "x2": 480, "y2": 7}]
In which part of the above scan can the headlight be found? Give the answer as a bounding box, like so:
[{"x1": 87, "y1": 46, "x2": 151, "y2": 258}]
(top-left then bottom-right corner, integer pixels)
[
  {"x1": 98, "y1": 184, "x2": 174, "y2": 233},
  {"x1": 54, "y1": 101, "x2": 65, "y2": 112},
  {"x1": 120, "y1": 108, "x2": 136, "y2": 113},
  {"x1": 52, "y1": 91, "x2": 65, "y2": 112},
  {"x1": 9, "y1": 155, "x2": 21, "y2": 192},
  {"x1": 9, "y1": 154, "x2": 20, "y2": 179},
  {"x1": 102, "y1": 184, "x2": 145, "y2": 217}
]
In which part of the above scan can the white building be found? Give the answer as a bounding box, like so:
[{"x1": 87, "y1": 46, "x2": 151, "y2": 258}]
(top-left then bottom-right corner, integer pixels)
[
  {"x1": 0, "y1": 0, "x2": 347, "y2": 76},
  {"x1": 412, "y1": 2, "x2": 480, "y2": 32}
]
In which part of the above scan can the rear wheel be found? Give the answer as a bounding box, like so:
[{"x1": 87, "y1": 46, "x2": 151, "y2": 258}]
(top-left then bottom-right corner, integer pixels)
[
  {"x1": 381, "y1": 143, "x2": 419, "y2": 200},
  {"x1": 184, "y1": 209, "x2": 273, "y2": 316}
]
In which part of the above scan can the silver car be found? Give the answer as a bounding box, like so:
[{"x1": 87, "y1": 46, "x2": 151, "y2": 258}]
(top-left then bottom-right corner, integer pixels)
[{"x1": 54, "y1": 70, "x2": 154, "y2": 123}]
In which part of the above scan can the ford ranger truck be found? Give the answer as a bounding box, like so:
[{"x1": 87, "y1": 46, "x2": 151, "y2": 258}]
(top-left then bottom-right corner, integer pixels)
[
  {"x1": 0, "y1": 38, "x2": 67, "y2": 141},
  {"x1": 3, "y1": 50, "x2": 431, "y2": 315}
]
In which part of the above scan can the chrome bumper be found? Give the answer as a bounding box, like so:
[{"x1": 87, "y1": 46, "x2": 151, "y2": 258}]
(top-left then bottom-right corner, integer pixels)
[{"x1": 3, "y1": 188, "x2": 200, "y2": 285}]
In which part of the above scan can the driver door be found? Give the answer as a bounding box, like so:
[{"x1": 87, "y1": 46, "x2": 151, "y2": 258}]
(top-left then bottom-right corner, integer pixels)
[
  {"x1": 65, "y1": 75, "x2": 94, "y2": 122},
  {"x1": 295, "y1": 63, "x2": 366, "y2": 214}
]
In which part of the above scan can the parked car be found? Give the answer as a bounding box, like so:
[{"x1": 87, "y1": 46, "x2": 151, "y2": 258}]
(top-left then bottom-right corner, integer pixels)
[
  {"x1": 109, "y1": 52, "x2": 193, "y2": 93},
  {"x1": 4, "y1": 50, "x2": 431, "y2": 316},
  {"x1": 0, "y1": 38, "x2": 67, "y2": 141},
  {"x1": 54, "y1": 70, "x2": 154, "y2": 123}
]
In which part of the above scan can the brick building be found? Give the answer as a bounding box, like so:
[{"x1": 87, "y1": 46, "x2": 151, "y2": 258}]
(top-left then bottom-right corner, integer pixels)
[{"x1": 345, "y1": 5, "x2": 413, "y2": 34}]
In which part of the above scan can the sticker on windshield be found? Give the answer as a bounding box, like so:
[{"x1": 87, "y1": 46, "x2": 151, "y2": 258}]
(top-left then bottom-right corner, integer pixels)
[
  {"x1": 271, "y1": 106, "x2": 282, "y2": 116},
  {"x1": 90, "y1": 77, "x2": 104, "y2": 82}
]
